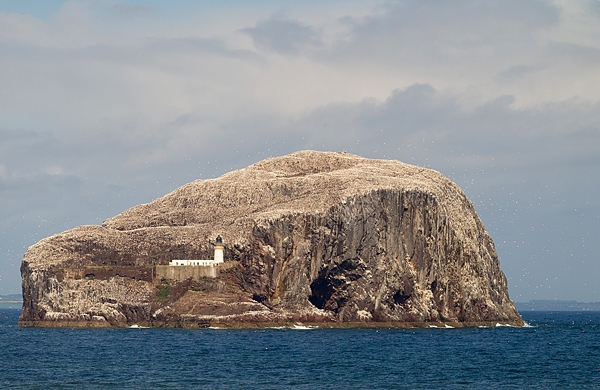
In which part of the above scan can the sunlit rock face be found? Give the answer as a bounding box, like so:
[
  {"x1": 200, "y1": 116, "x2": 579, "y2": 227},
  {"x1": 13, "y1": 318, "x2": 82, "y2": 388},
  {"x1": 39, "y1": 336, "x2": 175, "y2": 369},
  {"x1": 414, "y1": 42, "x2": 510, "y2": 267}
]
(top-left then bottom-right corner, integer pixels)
[{"x1": 19, "y1": 151, "x2": 522, "y2": 327}]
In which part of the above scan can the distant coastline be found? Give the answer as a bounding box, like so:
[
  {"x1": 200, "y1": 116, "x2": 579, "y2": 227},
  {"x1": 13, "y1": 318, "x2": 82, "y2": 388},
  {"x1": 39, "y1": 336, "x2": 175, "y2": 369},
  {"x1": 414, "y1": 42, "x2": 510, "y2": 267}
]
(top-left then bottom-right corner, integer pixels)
[
  {"x1": 516, "y1": 300, "x2": 600, "y2": 312},
  {"x1": 0, "y1": 294, "x2": 22, "y2": 300},
  {"x1": 0, "y1": 294, "x2": 23, "y2": 309}
]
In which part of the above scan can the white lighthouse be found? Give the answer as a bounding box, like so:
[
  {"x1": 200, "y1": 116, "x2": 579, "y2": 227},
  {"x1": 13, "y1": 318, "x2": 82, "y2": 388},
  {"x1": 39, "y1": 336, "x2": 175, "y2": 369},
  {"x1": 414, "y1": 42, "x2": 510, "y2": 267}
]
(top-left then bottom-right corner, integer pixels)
[{"x1": 213, "y1": 235, "x2": 224, "y2": 264}]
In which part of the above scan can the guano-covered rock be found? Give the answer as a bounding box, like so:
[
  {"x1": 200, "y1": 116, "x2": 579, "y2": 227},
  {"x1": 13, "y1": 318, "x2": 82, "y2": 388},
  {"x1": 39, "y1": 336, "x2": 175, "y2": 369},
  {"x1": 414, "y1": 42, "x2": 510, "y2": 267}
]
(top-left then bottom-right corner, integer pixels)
[{"x1": 19, "y1": 151, "x2": 522, "y2": 328}]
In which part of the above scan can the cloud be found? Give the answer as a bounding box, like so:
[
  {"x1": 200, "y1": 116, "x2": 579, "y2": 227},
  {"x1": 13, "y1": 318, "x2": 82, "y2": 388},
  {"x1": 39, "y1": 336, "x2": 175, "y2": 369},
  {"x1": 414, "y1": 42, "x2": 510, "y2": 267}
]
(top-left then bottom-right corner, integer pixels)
[
  {"x1": 285, "y1": 84, "x2": 600, "y2": 179},
  {"x1": 548, "y1": 41, "x2": 600, "y2": 65},
  {"x1": 146, "y1": 37, "x2": 261, "y2": 61},
  {"x1": 497, "y1": 65, "x2": 546, "y2": 81},
  {"x1": 329, "y1": 0, "x2": 560, "y2": 59},
  {"x1": 0, "y1": 163, "x2": 7, "y2": 180},
  {"x1": 0, "y1": 128, "x2": 40, "y2": 143},
  {"x1": 242, "y1": 16, "x2": 322, "y2": 55}
]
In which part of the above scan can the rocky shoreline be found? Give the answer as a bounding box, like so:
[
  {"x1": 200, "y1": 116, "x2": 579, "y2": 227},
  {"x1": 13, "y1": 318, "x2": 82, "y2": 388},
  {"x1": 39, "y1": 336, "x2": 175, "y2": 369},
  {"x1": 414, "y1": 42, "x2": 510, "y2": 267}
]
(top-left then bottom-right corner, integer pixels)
[{"x1": 18, "y1": 320, "x2": 525, "y2": 329}]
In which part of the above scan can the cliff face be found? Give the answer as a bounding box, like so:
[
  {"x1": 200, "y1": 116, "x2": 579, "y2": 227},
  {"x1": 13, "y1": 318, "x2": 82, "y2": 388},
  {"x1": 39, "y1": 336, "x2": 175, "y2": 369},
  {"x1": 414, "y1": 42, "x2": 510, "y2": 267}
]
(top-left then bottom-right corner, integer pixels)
[{"x1": 19, "y1": 151, "x2": 522, "y2": 327}]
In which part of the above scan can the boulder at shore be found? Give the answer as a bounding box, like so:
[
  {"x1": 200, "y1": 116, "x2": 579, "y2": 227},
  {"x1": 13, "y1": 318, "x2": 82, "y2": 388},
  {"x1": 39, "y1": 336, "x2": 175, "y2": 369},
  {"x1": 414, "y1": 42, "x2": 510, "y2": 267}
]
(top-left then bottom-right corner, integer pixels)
[{"x1": 19, "y1": 151, "x2": 522, "y2": 328}]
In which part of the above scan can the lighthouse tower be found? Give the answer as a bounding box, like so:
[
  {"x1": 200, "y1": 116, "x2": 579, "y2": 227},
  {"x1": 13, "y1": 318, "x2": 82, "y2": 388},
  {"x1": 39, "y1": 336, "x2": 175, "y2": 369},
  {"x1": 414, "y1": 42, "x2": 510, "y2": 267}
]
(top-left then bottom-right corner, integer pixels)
[{"x1": 214, "y1": 235, "x2": 224, "y2": 264}]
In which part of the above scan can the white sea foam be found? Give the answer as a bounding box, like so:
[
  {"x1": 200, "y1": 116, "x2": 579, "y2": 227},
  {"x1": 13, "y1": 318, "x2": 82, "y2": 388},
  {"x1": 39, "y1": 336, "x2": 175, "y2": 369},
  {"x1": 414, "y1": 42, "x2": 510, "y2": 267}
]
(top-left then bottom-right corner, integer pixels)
[
  {"x1": 481, "y1": 322, "x2": 535, "y2": 329},
  {"x1": 128, "y1": 324, "x2": 149, "y2": 329},
  {"x1": 292, "y1": 324, "x2": 317, "y2": 330}
]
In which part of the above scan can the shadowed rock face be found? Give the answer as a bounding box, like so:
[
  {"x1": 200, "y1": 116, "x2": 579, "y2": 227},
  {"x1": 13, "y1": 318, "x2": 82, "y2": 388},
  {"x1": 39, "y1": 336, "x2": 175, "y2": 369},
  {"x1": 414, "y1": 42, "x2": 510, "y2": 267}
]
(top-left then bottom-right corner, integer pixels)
[{"x1": 19, "y1": 151, "x2": 522, "y2": 327}]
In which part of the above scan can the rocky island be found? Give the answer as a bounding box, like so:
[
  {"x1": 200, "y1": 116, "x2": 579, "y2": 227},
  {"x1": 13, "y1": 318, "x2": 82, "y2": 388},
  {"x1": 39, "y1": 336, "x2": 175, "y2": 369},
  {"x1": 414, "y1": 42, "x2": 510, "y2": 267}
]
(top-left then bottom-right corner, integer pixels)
[{"x1": 19, "y1": 151, "x2": 523, "y2": 328}]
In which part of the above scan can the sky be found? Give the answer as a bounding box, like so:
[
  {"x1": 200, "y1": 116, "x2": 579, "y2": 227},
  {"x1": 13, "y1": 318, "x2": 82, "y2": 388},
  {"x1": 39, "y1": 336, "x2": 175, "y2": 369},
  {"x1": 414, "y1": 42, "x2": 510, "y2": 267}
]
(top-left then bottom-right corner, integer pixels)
[{"x1": 0, "y1": 0, "x2": 598, "y2": 302}]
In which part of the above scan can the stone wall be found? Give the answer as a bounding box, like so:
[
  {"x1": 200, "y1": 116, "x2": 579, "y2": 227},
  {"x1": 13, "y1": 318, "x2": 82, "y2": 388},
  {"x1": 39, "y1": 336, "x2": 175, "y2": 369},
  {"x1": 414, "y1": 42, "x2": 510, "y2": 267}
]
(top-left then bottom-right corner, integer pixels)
[{"x1": 155, "y1": 265, "x2": 217, "y2": 280}]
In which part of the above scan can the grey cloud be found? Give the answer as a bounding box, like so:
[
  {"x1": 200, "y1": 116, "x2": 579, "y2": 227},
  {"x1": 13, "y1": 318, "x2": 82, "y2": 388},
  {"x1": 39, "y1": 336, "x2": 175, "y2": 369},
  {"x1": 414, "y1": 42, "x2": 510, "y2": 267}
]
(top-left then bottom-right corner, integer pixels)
[
  {"x1": 0, "y1": 129, "x2": 64, "y2": 176},
  {"x1": 584, "y1": 0, "x2": 600, "y2": 15},
  {"x1": 0, "y1": 173, "x2": 83, "y2": 207},
  {"x1": 284, "y1": 84, "x2": 461, "y2": 147},
  {"x1": 344, "y1": 0, "x2": 559, "y2": 43},
  {"x1": 191, "y1": 83, "x2": 599, "y2": 201},
  {"x1": 321, "y1": 0, "x2": 560, "y2": 66},
  {"x1": 548, "y1": 42, "x2": 600, "y2": 65},
  {"x1": 0, "y1": 35, "x2": 260, "y2": 78},
  {"x1": 242, "y1": 17, "x2": 322, "y2": 55},
  {"x1": 0, "y1": 128, "x2": 40, "y2": 143},
  {"x1": 350, "y1": 0, "x2": 560, "y2": 40},
  {"x1": 147, "y1": 37, "x2": 262, "y2": 61},
  {"x1": 199, "y1": 83, "x2": 598, "y2": 203},
  {"x1": 83, "y1": 37, "x2": 260, "y2": 64},
  {"x1": 497, "y1": 65, "x2": 545, "y2": 81}
]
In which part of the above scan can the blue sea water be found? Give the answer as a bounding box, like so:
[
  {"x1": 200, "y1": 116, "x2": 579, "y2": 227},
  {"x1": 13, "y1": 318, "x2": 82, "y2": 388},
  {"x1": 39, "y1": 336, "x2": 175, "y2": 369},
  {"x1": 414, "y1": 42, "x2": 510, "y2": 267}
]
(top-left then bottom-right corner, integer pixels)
[{"x1": 1, "y1": 309, "x2": 599, "y2": 389}]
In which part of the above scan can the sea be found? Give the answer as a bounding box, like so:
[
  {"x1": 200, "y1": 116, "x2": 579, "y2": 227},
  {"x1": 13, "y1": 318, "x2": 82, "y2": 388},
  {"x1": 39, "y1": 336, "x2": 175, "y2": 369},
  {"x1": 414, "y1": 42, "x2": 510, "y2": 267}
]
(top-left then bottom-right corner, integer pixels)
[{"x1": 0, "y1": 309, "x2": 598, "y2": 389}]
